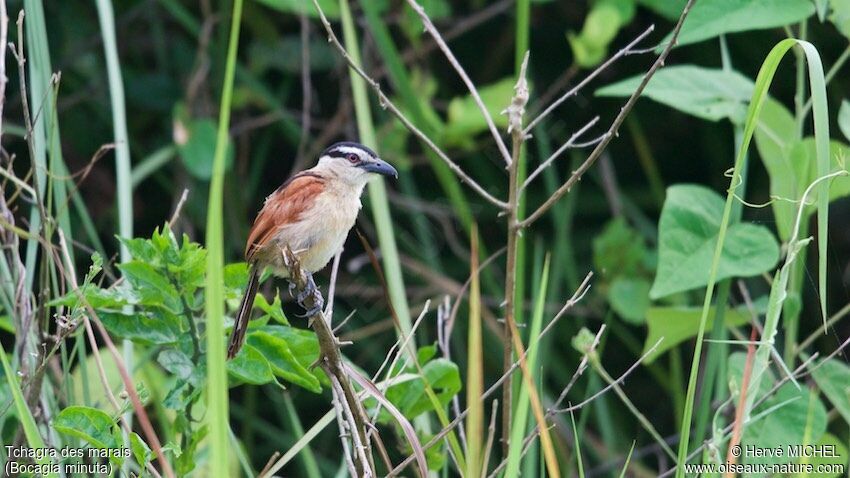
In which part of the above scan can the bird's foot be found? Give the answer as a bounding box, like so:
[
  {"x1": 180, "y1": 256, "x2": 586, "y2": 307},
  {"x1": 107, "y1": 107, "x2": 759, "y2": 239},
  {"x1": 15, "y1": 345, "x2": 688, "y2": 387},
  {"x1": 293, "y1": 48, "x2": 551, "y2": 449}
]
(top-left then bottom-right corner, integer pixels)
[{"x1": 295, "y1": 273, "x2": 324, "y2": 318}]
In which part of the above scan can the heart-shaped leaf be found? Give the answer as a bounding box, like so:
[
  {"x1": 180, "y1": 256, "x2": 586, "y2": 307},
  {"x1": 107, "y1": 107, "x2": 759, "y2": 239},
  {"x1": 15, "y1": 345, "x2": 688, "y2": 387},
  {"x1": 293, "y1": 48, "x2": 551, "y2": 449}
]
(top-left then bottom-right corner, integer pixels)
[
  {"x1": 596, "y1": 66, "x2": 754, "y2": 122},
  {"x1": 650, "y1": 184, "x2": 780, "y2": 298},
  {"x1": 658, "y1": 0, "x2": 815, "y2": 47}
]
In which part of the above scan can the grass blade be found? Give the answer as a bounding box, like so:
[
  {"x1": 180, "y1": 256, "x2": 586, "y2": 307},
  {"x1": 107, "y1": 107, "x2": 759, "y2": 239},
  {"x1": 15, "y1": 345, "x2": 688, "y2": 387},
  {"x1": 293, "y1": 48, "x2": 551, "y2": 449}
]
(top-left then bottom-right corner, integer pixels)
[
  {"x1": 675, "y1": 38, "x2": 834, "y2": 474},
  {"x1": 466, "y1": 224, "x2": 484, "y2": 477},
  {"x1": 204, "y1": 0, "x2": 244, "y2": 475}
]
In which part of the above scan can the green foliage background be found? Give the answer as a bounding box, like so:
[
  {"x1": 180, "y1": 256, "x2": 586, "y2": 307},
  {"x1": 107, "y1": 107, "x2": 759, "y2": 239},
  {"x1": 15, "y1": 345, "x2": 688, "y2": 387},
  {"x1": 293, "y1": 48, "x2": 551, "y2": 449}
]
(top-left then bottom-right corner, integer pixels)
[{"x1": 2, "y1": 0, "x2": 850, "y2": 476}]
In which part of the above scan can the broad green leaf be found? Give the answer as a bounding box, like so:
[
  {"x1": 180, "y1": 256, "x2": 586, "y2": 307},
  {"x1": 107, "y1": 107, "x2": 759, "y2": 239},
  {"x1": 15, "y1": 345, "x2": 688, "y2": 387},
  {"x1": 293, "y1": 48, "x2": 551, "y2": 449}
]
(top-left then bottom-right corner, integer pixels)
[
  {"x1": 810, "y1": 434, "x2": 848, "y2": 477},
  {"x1": 118, "y1": 261, "x2": 182, "y2": 312},
  {"x1": 742, "y1": 384, "x2": 826, "y2": 470},
  {"x1": 247, "y1": 328, "x2": 321, "y2": 392},
  {"x1": 174, "y1": 118, "x2": 233, "y2": 180},
  {"x1": 224, "y1": 262, "x2": 250, "y2": 301},
  {"x1": 609, "y1": 277, "x2": 651, "y2": 324},
  {"x1": 227, "y1": 344, "x2": 274, "y2": 385},
  {"x1": 754, "y1": 98, "x2": 800, "y2": 240},
  {"x1": 771, "y1": 138, "x2": 850, "y2": 239},
  {"x1": 642, "y1": 305, "x2": 752, "y2": 363},
  {"x1": 830, "y1": 1, "x2": 850, "y2": 38},
  {"x1": 384, "y1": 358, "x2": 461, "y2": 421},
  {"x1": 254, "y1": 0, "x2": 340, "y2": 19},
  {"x1": 596, "y1": 65, "x2": 754, "y2": 122},
  {"x1": 53, "y1": 406, "x2": 120, "y2": 449},
  {"x1": 839, "y1": 100, "x2": 850, "y2": 142},
  {"x1": 163, "y1": 380, "x2": 201, "y2": 410},
  {"x1": 727, "y1": 351, "x2": 775, "y2": 400},
  {"x1": 592, "y1": 217, "x2": 651, "y2": 276},
  {"x1": 443, "y1": 78, "x2": 513, "y2": 149},
  {"x1": 810, "y1": 357, "x2": 850, "y2": 426},
  {"x1": 100, "y1": 310, "x2": 183, "y2": 345},
  {"x1": 158, "y1": 349, "x2": 204, "y2": 387},
  {"x1": 650, "y1": 185, "x2": 780, "y2": 298},
  {"x1": 659, "y1": 0, "x2": 815, "y2": 47}
]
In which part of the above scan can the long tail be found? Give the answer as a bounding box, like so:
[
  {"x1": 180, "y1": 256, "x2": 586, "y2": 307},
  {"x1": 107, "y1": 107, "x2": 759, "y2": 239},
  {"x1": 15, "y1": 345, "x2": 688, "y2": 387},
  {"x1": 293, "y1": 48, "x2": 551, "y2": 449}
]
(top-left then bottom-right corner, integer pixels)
[{"x1": 227, "y1": 265, "x2": 260, "y2": 359}]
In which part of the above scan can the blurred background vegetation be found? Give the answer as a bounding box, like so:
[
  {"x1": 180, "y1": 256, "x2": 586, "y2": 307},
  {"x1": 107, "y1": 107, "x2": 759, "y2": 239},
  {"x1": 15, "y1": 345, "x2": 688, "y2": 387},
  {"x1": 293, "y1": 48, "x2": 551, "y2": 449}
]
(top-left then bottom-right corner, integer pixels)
[{"x1": 2, "y1": 0, "x2": 850, "y2": 476}]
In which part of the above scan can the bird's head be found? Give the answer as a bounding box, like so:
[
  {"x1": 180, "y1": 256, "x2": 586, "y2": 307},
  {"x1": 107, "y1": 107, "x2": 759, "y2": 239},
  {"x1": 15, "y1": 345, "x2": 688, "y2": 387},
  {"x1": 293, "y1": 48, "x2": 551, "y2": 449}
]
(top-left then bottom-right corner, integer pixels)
[{"x1": 317, "y1": 141, "x2": 398, "y2": 185}]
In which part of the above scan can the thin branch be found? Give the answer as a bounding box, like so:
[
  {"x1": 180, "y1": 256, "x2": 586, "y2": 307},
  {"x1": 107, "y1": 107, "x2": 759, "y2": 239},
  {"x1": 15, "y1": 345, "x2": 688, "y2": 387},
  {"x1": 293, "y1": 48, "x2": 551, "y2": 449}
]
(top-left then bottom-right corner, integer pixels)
[
  {"x1": 388, "y1": 272, "x2": 594, "y2": 476},
  {"x1": 521, "y1": 115, "x2": 600, "y2": 191},
  {"x1": 524, "y1": 25, "x2": 655, "y2": 134},
  {"x1": 404, "y1": 0, "x2": 513, "y2": 166},
  {"x1": 520, "y1": 0, "x2": 696, "y2": 228},
  {"x1": 310, "y1": 0, "x2": 508, "y2": 210}
]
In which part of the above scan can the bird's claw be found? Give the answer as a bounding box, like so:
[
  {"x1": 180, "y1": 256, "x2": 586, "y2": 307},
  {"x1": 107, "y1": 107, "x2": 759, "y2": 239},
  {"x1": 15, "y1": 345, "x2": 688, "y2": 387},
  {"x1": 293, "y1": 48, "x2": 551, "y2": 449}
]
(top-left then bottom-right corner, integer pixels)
[{"x1": 295, "y1": 273, "x2": 323, "y2": 318}]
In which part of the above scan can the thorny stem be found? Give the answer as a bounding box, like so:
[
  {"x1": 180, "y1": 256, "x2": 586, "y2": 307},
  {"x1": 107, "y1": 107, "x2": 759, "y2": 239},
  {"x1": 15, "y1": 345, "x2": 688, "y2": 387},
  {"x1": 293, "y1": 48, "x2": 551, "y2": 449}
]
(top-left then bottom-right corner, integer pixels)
[
  {"x1": 280, "y1": 247, "x2": 375, "y2": 477},
  {"x1": 519, "y1": 0, "x2": 697, "y2": 228},
  {"x1": 501, "y1": 52, "x2": 529, "y2": 455}
]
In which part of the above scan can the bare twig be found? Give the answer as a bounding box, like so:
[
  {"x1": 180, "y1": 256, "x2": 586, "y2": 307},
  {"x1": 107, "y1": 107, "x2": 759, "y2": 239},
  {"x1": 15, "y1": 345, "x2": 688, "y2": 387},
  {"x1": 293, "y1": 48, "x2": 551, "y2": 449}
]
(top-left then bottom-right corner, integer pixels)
[
  {"x1": 388, "y1": 272, "x2": 593, "y2": 476},
  {"x1": 310, "y1": 0, "x2": 508, "y2": 210},
  {"x1": 524, "y1": 25, "x2": 655, "y2": 134},
  {"x1": 520, "y1": 1, "x2": 696, "y2": 228},
  {"x1": 521, "y1": 115, "x2": 600, "y2": 191},
  {"x1": 404, "y1": 0, "x2": 513, "y2": 166}
]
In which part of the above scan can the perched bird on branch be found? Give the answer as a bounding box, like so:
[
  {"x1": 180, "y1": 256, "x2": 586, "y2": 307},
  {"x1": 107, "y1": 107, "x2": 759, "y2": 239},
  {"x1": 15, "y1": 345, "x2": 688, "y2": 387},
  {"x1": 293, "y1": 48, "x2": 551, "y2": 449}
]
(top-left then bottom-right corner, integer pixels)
[{"x1": 227, "y1": 142, "x2": 397, "y2": 359}]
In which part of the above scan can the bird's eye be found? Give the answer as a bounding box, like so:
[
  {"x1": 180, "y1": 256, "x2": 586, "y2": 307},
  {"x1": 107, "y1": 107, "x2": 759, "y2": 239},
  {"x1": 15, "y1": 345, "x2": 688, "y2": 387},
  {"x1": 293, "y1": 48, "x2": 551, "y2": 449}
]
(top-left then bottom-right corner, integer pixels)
[{"x1": 346, "y1": 153, "x2": 359, "y2": 163}]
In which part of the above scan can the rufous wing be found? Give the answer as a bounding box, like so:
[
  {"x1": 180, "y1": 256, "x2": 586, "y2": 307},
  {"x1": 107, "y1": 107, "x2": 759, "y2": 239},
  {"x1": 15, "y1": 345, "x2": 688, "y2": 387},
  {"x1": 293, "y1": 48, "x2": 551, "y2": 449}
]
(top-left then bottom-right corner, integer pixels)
[{"x1": 245, "y1": 172, "x2": 326, "y2": 261}]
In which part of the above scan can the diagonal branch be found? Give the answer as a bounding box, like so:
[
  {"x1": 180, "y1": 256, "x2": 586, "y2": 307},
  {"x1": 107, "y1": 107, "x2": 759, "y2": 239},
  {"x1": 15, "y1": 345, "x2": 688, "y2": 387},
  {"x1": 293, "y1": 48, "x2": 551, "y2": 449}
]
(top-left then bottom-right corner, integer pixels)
[
  {"x1": 310, "y1": 0, "x2": 509, "y2": 210},
  {"x1": 523, "y1": 25, "x2": 655, "y2": 134},
  {"x1": 520, "y1": 0, "x2": 696, "y2": 228},
  {"x1": 521, "y1": 115, "x2": 600, "y2": 192},
  {"x1": 404, "y1": 0, "x2": 513, "y2": 167}
]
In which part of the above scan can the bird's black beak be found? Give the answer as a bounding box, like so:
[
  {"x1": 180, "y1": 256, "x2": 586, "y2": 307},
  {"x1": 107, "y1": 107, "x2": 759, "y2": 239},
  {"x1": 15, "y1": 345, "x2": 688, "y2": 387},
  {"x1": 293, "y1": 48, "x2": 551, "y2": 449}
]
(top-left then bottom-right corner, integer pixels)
[{"x1": 360, "y1": 158, "x2": 398, "y2": 178}]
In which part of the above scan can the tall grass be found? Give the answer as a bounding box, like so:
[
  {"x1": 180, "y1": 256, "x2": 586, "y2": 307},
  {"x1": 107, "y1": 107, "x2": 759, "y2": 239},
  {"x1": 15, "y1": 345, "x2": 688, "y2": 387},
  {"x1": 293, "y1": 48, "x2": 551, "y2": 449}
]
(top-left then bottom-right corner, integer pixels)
[
  {"x1": 204, "y1": 0, "x2": 245, "y2": 475},
  {"x1": 675, "y1": 38, "x2": 832, "y2": 473}
]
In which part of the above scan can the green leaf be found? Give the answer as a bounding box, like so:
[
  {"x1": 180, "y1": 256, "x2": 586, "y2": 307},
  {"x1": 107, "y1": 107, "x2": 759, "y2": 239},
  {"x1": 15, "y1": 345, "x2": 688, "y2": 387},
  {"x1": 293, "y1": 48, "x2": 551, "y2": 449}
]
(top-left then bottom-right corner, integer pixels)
[
  {"x1": 255, "y1": 0, "x2": 341, "y2": 18},
  {"x1": 174, "y1": 118, "x2": 234, "y2": 180},
  {"x1": 254, "y1": 292, "x2": 289, "y2": 325},
  {"x1": 443, "y1": 78, "x2": 513, "y2": 149},
  {"x1": 568, "y1": 3, "x2": 623, "y2": 68},
  {"x1": 742, "y1": 384, "x2": 826, "y2": 469},
  {"x1": 810, "y1": 434, "x2": 848, "y2": 477},
  {"x1": 100, "y1": 310, "x2": 183, "y2": 345},
  {"x1": 642, "y1": 305, "x2": 752, "y2": 363},
  {"x1": 608, "y1": 277, "x2": 651, "y2": 324},
  {"x1": 592, "y1": 217, "x2": 650, "y2": 276},
  {"x1": 810, "y1": 357, "x2": 850, "y2": 426},
  {"x1": 247, "y1": 328, "x2": 321, "y2": 392},
  {"x1": 53, "y1": 406, "x2": 120, "y2": 449},
  {"x1": 227, "y1": 344, "x2": 274, "y2": 385},
  {"x1": 384, "y1": 358, "x2": 461, "y2": 421},
  {"x1": 158, "y1": 349, "x2": 204, "y2": 387},
  {"x1": 130, "y1": 432, "x2": 152, "y2": 470},
  {"x1": 830, "y1": 1, "x2": 850, "y2": 38},
  {"x1": 596, "y1": 65, "x2": 754, "y2": 122},
  {"x1": 118, "y1": 261, "x2": 182, "y2": 312},
  {"x1": 659, "y1": 0, "x2": 815, "y2": 47},
  {"x1": 650, "y1": 184, "x2": 780, "y2": 298},
  {"x1": 839, "y1": 100, "x2": 850, "y2": 143}
]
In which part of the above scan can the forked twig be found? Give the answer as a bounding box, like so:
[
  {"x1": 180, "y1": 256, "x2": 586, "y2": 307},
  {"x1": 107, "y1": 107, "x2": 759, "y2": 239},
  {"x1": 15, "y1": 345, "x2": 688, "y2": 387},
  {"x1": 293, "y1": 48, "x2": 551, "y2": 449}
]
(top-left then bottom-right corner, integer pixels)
[
  {"x1": 404, "y1": 0, "x2": 513, "y2": 166},
  {"x1": 309, "y1": 0, "x2": 508, "y2": 210},
  {"x1": 520, "y1": 0, "x2": 697, "y2": 228}
]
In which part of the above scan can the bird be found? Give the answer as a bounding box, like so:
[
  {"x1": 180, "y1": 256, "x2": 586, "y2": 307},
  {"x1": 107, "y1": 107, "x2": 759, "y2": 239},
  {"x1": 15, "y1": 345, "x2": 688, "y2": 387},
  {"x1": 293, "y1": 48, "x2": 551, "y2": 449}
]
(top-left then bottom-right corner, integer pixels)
[{"x1": 227, "y1": 141, "x2": 398, "y2": 359}]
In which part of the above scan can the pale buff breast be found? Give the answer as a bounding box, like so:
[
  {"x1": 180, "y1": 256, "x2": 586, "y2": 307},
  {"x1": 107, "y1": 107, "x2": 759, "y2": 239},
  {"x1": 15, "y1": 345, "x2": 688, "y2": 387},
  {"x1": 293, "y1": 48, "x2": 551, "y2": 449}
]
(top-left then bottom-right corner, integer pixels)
[{"x1": 264, "y1": 185, "x2": 362, "y2": 276}]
